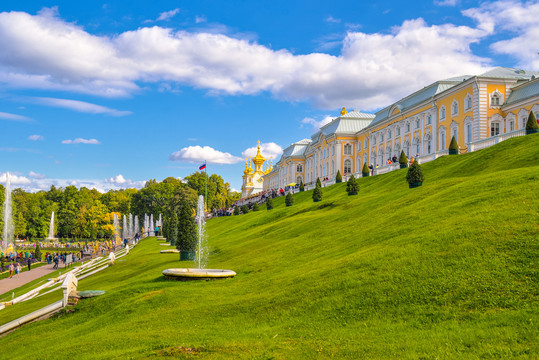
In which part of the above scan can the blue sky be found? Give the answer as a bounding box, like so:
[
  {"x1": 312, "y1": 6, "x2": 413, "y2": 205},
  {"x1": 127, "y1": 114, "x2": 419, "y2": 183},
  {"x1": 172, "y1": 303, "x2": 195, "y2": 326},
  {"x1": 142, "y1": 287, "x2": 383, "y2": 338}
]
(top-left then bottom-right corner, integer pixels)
[{"x1": 0, "y1": 0, "x2": 537, "y2": 192}]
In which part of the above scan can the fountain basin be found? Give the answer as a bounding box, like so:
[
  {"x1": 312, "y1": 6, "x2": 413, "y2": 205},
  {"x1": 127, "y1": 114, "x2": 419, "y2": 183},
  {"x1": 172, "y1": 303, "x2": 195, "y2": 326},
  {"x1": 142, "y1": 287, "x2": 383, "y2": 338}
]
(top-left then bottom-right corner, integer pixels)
[
  {"x1": 160, "y1": 249, "x2": 179, "y2": 254},
  {"x1": 159, "y1": 243, "x2": 171, "y2": 246},
  {"x1": 163, "y1": 268, "x2": 236, "y2": 281}
]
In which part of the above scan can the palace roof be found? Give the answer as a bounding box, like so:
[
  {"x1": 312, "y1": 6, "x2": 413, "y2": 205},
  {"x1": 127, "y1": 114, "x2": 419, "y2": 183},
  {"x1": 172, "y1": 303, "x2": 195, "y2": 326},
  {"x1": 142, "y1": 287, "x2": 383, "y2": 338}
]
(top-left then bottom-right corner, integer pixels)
[
  {"x1": 505, "y1": 77, "x2": 539, "y2": 106},
  {"x1": 314, "y1": 111, "x2": 375, "y2": 138}
]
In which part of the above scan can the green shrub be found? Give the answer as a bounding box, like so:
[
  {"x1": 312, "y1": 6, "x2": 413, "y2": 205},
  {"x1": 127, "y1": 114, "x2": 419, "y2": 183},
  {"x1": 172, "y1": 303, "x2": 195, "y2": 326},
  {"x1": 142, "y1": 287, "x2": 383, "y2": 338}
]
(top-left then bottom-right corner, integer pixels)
[
  {"x1": 34, "y1": 243, "x2": 42, "y2": 261},
  {"x1": 449, "y1": 136, "x2": 459, "y2": 154},
  {"x1": 336, "y1": 170, "x2": 342, "y2": 183},
  {"x1": 299, "y1": 179, "x2": 304, "y2": 192},
  {"x1": 312, "y1": 184, "x2": 323, "y2": 202},
  {"x1": 241, "y1": 205, "x2": 249, "y2": 214},
  {"x1": 169, "y1": 211, "x2": 178, "y2": 246},
  {"x1": 399, "y1": 150, "x2": 408, "y2": 165},
  {"x1": 346, "y1": 174, "x2": 359, "y2": 195},
  {"x1": 406, "y1": 160, "x2": 425, "y2": 185},
  {"x1": 177, "y1": 199, "x2": 197, "y2": 251},
  {"x1": 266, "y1": 197, "x2": 273, "y2": 210},
  {"x1": 526, "y1": 110, "x2": 539, "y2": 132},
  {"x1": 285, "y1": 192, "x2": 294, "y2": 206},
  {"x1": 233, "y1": 207, "x2": 240, "y2": 215},
  {"x1": 362, "y1": 162, "x2": 370, "y2": 177},
  {"x1": 316, "y1": 177, "x2": 322, "y2": 187},
  {"x1": 252, "y1": 203, "x2": 259, "y2": 211}
]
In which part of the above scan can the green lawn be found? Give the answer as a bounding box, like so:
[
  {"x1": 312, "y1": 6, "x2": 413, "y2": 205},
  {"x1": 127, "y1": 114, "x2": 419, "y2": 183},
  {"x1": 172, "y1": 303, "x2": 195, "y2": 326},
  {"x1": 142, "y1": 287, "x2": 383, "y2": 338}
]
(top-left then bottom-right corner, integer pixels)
[{"x1": 0, "y1": 134, "x2": 538, "y2": 359}]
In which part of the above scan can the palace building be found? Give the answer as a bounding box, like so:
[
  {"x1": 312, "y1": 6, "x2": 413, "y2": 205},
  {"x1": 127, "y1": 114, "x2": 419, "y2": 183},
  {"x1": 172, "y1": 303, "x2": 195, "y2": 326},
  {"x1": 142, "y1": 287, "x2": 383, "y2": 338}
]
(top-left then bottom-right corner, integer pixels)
[{"x1": 256, "y1": 67, "x2": 539, "y2": 193}]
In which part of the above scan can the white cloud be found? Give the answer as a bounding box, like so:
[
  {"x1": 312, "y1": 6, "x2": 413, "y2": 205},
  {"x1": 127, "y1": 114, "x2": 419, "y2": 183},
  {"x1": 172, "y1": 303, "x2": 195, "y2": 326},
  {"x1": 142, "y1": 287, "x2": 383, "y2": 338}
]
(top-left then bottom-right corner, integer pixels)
[
  {"x1": 32, "y1": 97, "x2": 131, "y2": 116},
  {"x1": 463, "y1": 0, "x2": 539, "y2": 69},
  {"x1": 325, "y1": 16, "x2": 341, "y2": 23},
  {"x1": 301, "y1": 115, "x2": 335, "y2": 131},
  {"x1": 169, "y1": 145, "x2": 242, "y2": 164},
  {"x1": 195, "y1": 15, "x2": 207, "y2": 24},
  {"x1": 435, "y1": 0, "x2": 458, "y2": 6},
  {"x1": 241, "y1": 142, "x2": 283, "y2": 160},
  {"x1": 0, "y1": 7, "x2": 494, "y2": 110},
  {"x1": 0, "y1": 172, "x2": 31, "y2": 185},
  {"x1": 61, "y1": 138, "x2": 100, "y2": 144},
  {"x1": 28, "y1": 134, "x2": 44, "y2": 141},
  {"x1": 0, "y1": 111, "x2": 31, "y2": 122},
  {"x1": 157, "y1": 8, "x2": 180, "y2": 21},
  {"x1": 28, "y1": 171, "x2": 46, "y2": 179}
]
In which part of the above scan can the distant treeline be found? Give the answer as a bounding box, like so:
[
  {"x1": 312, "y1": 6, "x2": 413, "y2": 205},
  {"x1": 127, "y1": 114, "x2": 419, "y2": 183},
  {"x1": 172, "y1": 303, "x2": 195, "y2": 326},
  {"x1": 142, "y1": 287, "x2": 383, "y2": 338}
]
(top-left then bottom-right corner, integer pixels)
[{"x1": 0, "y1": 172, "x2": 240, "y2": 240}]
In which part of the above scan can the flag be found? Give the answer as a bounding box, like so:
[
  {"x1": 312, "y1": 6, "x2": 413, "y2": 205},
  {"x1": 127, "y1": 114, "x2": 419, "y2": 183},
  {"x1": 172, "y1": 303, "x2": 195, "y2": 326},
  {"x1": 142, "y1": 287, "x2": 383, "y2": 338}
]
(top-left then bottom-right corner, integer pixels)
[{"x1": 199, "y1": 164, "x2": 206, "y2": 170}]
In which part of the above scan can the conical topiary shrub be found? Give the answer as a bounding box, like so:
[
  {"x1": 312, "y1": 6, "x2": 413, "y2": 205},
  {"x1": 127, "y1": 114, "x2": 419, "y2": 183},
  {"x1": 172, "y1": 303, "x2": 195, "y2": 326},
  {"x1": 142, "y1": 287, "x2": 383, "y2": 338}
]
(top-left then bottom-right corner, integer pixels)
[
  {"x1": 406, "y1": 160, "x2": 425, "y2": 188},
  {"x1": 285, "y1": 192, "x2": 294, "y2": 206},
  {"x1": 252, "y1": 202, "x2": 259, "y2": 211},
  {"x1": 316, "y1": 177, "x2": 322, "y2": 187},
  {"x1": 336, "y1": 170, "x2": 342, "y2": 183},
  {"x1": 266, "y1": 197, "x2": 273, "y2": 210},
  {"x1": 449, "y1": 136, "x2": 459, "y2": 155},
  {"x1": 346, "y1": 174, "x2": 359, "y2": 195},
  {"x1": 299, "y1": 179, "x2": 304, "y2": 192},
  {"x1": 312, "y1": 184, "x2": 323, "y2": 202},
  {"x1": 526, "y1": 110, "x2": 539, "y2": 134},
  {"x1": 399, "y1": 150, "x2": 408, "y2": 169},
  {"x1": 362, "y1": 162, "x2": 370, "y2": 177},
  {"x1": 233, "y1": 206, "x2": 240, "y2": 215},
  {"x1": 241, "y1": 205, "x2": 249, "y2": 214}
]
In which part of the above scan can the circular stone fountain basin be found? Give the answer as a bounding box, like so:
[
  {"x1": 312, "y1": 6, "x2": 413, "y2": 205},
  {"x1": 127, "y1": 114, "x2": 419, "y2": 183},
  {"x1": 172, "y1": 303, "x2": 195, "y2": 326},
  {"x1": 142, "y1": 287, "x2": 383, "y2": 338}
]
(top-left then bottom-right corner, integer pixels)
[
  {"x1": 160, "y1": 249, "x2": 179, "y2": 254},
  {"x1": 163, "y1": 268, "x2": 236, "y2": 280}
]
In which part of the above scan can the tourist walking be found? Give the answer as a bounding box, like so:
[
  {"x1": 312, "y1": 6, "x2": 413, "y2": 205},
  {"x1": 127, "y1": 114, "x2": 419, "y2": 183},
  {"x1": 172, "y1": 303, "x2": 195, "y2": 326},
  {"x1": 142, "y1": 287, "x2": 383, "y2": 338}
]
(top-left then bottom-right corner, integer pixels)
[
  {"x1": 109, "y1": 251, "x2": 115, "y2": 265},
  {"x1": 53, "y1": 255, "x2": 59, "y2": 269},
  {"x1": 8, "y1": 263, "x2": 14, "y2": 278},
  {"x1": 15, "y1": 262, "x2": 21, "y2": 279},
  {"x1": 27, "y1": 257, "x2": 31, "y2": 271}
]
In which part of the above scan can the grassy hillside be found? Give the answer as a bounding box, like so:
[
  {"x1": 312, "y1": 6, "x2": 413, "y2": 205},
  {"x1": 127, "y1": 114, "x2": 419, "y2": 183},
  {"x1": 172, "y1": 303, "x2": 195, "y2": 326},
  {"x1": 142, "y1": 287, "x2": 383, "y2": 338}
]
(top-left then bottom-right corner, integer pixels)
[{"x1": 1, "y1": 134, "x2": 538, "y2": 359}]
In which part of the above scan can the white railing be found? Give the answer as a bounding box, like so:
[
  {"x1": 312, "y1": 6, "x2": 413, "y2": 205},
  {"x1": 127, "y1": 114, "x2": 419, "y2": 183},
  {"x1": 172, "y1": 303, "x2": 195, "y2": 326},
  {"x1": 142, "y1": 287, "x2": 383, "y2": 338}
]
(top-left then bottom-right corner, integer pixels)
[{"x1": 468, "y1": 129, "x2": 525, "y2": 152}]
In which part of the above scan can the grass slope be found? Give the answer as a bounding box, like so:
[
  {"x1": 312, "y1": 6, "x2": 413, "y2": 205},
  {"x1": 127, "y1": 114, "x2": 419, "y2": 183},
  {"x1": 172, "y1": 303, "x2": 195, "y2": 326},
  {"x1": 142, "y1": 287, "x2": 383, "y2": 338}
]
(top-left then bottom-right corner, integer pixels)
[{"x1": 1, "y1": 135, "x2": 538, "y2": 359}]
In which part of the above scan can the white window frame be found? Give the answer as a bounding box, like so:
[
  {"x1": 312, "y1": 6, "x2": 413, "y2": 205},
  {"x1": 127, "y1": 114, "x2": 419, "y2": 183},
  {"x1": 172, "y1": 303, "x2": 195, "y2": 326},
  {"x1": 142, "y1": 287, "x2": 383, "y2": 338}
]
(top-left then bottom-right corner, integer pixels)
[
  {"x1": 440, "y1": 106, "x2": 446, "y2": 120},
  {"x1": 343, "y1": 159, "x2": 352, "y2": 174},
  {"x1": 451, "y1": 100, "x2": 459, "y2": 117},
  {"x1": 465, "y1": 94, "x2": 472, "y2": 111},
  {"x1": 490, "y1": 90, "x2": 504, "y2": 108}
]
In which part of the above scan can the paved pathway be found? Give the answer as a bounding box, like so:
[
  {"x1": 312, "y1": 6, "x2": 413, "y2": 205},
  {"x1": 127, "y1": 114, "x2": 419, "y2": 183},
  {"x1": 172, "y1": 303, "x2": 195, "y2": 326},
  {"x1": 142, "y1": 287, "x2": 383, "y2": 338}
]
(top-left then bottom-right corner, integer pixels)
[{"x1": 0, "y1": 264, "x2": 57, "y2": 296}]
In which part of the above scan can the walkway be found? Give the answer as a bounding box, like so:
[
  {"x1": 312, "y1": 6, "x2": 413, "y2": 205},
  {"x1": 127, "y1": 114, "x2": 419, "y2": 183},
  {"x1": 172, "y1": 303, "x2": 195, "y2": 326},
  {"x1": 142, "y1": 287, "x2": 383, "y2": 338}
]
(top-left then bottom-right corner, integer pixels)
[{"x1": 0, "y1": 264, "x2": 57, "y2": 296}]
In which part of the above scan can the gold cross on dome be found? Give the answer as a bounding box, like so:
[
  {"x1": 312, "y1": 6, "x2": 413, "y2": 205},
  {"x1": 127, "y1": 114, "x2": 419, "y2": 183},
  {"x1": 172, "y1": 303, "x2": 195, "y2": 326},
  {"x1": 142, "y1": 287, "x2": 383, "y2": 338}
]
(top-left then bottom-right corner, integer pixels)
[{"x1": 257, "y1": 140, "x2": 261, "y2": 145}]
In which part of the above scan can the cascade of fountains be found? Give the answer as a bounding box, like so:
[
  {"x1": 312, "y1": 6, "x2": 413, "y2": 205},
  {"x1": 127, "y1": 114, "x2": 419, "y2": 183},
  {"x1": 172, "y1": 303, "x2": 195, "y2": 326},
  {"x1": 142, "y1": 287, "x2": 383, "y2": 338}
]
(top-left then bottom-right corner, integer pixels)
[
  {"x1": 113, "y1": 213, "x2": 120, "y2": 245},
  {"x1": 134, "y1": 215, "x2": 139, "y2": 238},
  {"x1": 128, "y1": 213, "x2": 133, "y2": 239},
  {"x1": 2, "y1": 173, "x2": 13, "y2": 253},
  {"x1": 47, "y1": 211, "x2": 56, "y2": 240},
  {"x1": 196, "y1": 195, "x2": 208, "y2": 269},
  {"x1": 122, "y1": 215, "x2": 128, "y2": 240}
]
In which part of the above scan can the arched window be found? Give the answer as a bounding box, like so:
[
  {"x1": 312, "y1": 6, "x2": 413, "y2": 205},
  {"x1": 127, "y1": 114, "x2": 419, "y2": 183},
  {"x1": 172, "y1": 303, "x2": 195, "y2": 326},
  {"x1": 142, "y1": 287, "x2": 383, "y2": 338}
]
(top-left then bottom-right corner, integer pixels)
[
  {"x1": 440, "y1": 128, "x2": 446, "y2": 150},
  {"x1": 465, "y1": 94, "x2": 472, "y2": 110},
  {"x1": 296, "y1": 176, "x2": 302, "y2": 184},
  {"x1": 427, "y1": 114, "x2": 432, "y2": 125},
  {"x1": 490, "y1": 121, "x2": 501, "y2": 136},
  {"x1": 388, "y1": 129, "x2": 392, "y2": 138},
  {"x1": 491, "y1": 93, "x2": 500, "y2": 106},
  {"x1": 344, "y1": 143, "x2": 352, "y2": 155},
  {"x1": 296, "y1": 164, "x2": 303, "y2": 173},
  {"x1": 406, "y1": 122, "x2": 411, "y2": 132},
  {"x1": 344, "y1": 159, "x2": 352, "y2": 174},
  {"x1": 416, "y1": 119, "x2": 421, "y2": 128},
  {"x1": 440, "y1": 106, "x2": 446, "y2": 120},
  {"x1": 451, "y1": 100, "x2": 458, "y2": 116},
  {"x1": 396, "y1": 125, "x2": 401, "y2": 136},
  {"x1": 380, "y1": 133, "x2": 384, "y2": 142},
  {"x1": 404, "y1": 141, "x2": 410, "y2": 157}
]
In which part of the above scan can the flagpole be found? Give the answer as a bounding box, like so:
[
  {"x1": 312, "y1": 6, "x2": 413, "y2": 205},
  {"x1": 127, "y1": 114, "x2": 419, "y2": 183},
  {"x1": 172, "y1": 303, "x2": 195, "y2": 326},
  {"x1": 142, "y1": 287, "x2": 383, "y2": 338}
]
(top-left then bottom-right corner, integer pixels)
[{"x1": 204, "y1": 160, "x2": 207, "y2": 211}]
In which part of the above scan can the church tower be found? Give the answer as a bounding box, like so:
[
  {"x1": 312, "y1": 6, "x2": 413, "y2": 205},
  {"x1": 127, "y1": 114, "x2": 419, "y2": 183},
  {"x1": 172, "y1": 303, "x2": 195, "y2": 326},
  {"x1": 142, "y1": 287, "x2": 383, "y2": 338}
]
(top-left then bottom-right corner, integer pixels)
[{"x1": 241, "y1": 141, "x2": 267, "y2": 198}]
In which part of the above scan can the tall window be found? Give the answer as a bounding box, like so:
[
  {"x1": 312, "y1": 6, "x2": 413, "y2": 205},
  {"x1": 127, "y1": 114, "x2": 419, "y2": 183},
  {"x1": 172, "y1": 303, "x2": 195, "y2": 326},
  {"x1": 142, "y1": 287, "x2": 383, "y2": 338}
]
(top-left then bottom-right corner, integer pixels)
[
  {"x1": 344, "y1": 159, "x2": 352, "y2": 174},
  {"x1": 452, "y1": 101, "x2": 458, "y2": 116},
  {"x1": 297, "y1": 176, "x2": 302, "y2": 184},
  {"x1": 406, "y1": 123, "x2": 410, "y2": 132},
  {"x1": 440, "y1": 106, "x2": 446, "y2": 120},
  {"x1": 466, "y1": 95, "x2": 472, "y2": 110},
  {"x1": 296, "y1": 164, "x2": 303, "y2": 173},
  {"x1": 467, "y1": 124, "x2": 472, "y2": 143},
  {"x1": 416, "y1": 119, "x2": 420, "y2": 128},
  {"x1": 491, "y1": 122, "x2": 500, "y2": 136},
  {"x1": 323, "y1": 149, "x2": 326, "y2": 158},
  {"x1": 427, "y1": 115, "x2": 431, "y2": 125},
  {"x1": 381, "y1": 134, "x2": 384, "y2": 142},
  {"x1": 491, "y1": 93, "x2": 500, "y2": 106},
  {"x1": 441, "y1": 131, "x2": 446, "y2": 149},
  {"x1": 344, "y1": 143, "x2": 352, "y2": 155},
  {"x1": 453, "y1": 129, "x2": 458, "y2": 140},
  {"x1": 388, "y1": 129, "x2": 392, "y2": 138},
  {"x1": 396, "y1": 126, "x2": 401, "y2": 136},
  {"x1": 509, "y1": 121, "x2": 514, "y2": 132}
]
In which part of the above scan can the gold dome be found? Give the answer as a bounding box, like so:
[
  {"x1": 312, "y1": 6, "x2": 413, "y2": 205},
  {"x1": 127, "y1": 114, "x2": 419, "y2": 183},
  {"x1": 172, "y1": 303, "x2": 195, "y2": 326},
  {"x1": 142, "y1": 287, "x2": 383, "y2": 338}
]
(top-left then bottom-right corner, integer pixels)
[{"x1": 252, "y1": 140, "x2": 265, "y2": 166}]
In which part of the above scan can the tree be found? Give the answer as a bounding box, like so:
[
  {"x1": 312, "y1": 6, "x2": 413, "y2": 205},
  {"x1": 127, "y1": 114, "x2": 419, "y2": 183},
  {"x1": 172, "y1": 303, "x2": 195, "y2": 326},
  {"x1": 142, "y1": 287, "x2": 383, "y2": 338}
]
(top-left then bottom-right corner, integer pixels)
[
  {"x1": 252, "y1": 203, "x2": 259, "y2": 211},
  {"x1": 406, "y1": 160, "x2": 425, "y2": 188},
  {"x1": 285, "y1": 192, "x2": 294, "y2": 206},
  {"x1": 362, "y1": 162, "x2": 370, "y2": 177},
  {"x1": 312, "y1": 184, "x2": 323, "y2": 202},
  {"x1": 346, "y1": 174, "x2": 359, "y2": 195},
  {"x1": 526, "y1": 110, "x2": 539, "y2": 134},
  {"x1": 169, "y1": 211, "x2": 178, "y2": 246},
  {"x1": 34, "y1": 243, "x2": 42, "y2": 261},
  {"x1": 299, "y1": 179, "x2": 304, "y2": 192},
  {"x1": 336, "y1": 170, "x2": 342, "y2": 183},
  {"x1": 233, "y1": 206, "x2": 240, "y2": 215},
  {"x1": 399, "y1": 150, "x2": 409, "y2": 169},
  {"x1": 177, "y1": 199, "x2": 196, "y2": 251},
  {"x1": 266, "y1": 197, "x2": 273, "y2": 210},
  {"x1": 316, "y1": 177, "x2": 322, "y2": 187},
  {"x1": 241, "y1": 205, "x2": 249, "y2": 214},
  {"x1": 449, "y1": 136, "x2": 459, "y2": 155}
]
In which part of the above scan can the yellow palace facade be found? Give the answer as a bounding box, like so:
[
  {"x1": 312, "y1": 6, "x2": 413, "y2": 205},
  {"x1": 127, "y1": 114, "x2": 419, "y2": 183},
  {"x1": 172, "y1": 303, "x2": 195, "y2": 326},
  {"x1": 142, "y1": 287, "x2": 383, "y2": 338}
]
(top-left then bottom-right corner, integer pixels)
[{"x1": 260, "y1": 67, "x2": 539, "y2": 192}]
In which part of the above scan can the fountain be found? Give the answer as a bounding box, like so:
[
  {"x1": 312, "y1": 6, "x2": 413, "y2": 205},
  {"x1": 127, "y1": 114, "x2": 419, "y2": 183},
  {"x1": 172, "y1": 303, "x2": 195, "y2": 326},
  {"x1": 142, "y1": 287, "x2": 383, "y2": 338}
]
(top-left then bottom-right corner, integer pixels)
[
  {"x1": 113, "y1": 214, "x2": 121, "y2": 246},
  {"x1": 1, "y1": 173, "x2": 14, "y2": 254},
  {"x1": 122, "y1": 215, "x2": 127, "y2": 241},
  {"x1": 128, "y1": 213, "x2": 133, "y2": 239},
  {"x1": 163, "y1": 195, "x2": 236, "y2": 280},
  {"x1": 46, "y1": 211, "x2": 57, "y2": 240},
  {"x1": 134, "y1": 215, "x2": 139, "y2": 238}
]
